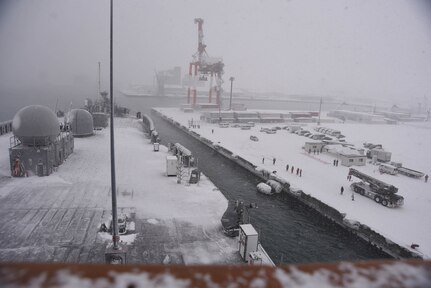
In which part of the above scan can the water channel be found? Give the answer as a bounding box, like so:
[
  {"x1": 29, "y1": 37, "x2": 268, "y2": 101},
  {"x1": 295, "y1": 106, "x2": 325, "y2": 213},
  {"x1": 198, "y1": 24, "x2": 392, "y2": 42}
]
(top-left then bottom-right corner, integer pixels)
[{"x1": 121, "y1": 95, "x2": 390, "y2": 264}]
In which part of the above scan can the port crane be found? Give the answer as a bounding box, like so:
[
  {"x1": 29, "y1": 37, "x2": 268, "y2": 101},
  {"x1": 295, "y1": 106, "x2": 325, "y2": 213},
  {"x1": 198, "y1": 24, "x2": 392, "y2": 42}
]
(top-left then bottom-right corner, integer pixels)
[
  {"x1": 187, "y1": 18, "x2": 224, "y2": 108},
  {"x1": 348, "y1": 168, "x2": 404, "y2": 207}
]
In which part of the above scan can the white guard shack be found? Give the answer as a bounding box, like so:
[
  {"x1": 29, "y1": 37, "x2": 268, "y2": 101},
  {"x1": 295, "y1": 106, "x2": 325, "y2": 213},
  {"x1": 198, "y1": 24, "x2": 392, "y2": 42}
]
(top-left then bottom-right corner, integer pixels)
[
  {"x1": 239, "y1": 224, "x2": 259, "y2": 262},
  {"x1": 338, "y1": 152, "x2": 366, "y2": 167},
  {"x1": 324, "y1": 144, "x2": 366, "y2": 167},
  {"x1": 304, "y1": 141, "x2": 326, "y2": 153},
  {"x1": 166, "y1": 156, "x2": 177, "y2": 176}
]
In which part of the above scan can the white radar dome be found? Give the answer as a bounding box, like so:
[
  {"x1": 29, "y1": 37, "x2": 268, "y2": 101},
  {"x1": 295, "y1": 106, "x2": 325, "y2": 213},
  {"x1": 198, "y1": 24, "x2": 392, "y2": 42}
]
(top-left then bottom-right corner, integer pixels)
[
  {"x1": 68, "y1": 109, "x2": 94, "y2": 137},
  {"x1": 12, "y1": 105, "x2": 60, "y2": 146}
]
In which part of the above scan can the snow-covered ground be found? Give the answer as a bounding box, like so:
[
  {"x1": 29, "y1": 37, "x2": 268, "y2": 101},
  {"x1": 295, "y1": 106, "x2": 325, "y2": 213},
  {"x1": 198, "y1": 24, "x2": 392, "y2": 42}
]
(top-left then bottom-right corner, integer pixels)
[
  {"x1": 0, "y1": 118, "x2": 239, "y2": 264},
  {"x1": 156, "y1": 107, "x2": 431, "y2": 258}
]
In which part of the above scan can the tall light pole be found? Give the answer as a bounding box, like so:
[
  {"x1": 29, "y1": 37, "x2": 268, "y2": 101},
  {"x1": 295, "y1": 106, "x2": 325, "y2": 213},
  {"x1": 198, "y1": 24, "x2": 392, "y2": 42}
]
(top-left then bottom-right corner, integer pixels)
[
  {"x1": 98, "y1": 61, "x2": 101, "y2": 96},
  {"x1": 109, "y1": 0, "x2": 119, "y2": 252},
  {"x1": 105, "y1": 0, "x2": 126, "y2": 264},
  {"x1": 229, "y1": 77, "x2": 235, "y2": 110}
]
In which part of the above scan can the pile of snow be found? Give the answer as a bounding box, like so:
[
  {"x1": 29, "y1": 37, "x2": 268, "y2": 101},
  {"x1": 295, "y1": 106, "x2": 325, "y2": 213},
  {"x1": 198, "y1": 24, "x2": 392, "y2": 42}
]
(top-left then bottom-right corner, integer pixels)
[
  {"x1": 257, "y1": 183, "x2": 272, "y2": 195},
  {"x1": 266, "y1": 180, "x2": 283, "y2": 193}
]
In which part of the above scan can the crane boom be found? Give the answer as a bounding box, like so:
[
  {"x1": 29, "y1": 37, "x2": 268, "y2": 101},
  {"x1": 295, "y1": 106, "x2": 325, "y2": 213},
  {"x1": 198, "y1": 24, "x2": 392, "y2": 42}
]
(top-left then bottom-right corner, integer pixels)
[{"x1": 349, "y1": 168, "x2": 398, "y2": 194}]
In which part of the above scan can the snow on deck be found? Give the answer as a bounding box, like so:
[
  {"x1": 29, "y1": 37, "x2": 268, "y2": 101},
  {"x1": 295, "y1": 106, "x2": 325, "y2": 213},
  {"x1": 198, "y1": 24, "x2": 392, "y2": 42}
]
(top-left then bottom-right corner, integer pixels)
[
  {"x1": 156, "y1": 107, "x2": 431, "y2": 258},
  {"x1": 0, "y1": 118, "x2": 240, "y2": 264}
]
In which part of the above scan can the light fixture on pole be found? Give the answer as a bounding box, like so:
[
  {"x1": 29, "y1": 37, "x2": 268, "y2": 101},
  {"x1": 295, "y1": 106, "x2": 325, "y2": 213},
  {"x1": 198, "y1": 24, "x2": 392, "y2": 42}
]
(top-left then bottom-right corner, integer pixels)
[{"x1": 229, "y1": 77, "x2": 235, "y2": 110}]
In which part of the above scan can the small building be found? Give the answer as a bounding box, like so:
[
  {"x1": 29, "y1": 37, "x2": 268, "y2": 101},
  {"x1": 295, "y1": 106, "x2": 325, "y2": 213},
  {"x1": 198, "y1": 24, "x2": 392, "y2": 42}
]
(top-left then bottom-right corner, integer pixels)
[
  {"x1": 304, "y1": 141, "x2": 326, "y2": 153},
  {"x1": 324, "y1": 144, "x2": 366, "y2": 167},
  {"x1": 338, "y1": 153, "x2": 366, "y2": 167},
  {"x1": 327, "y1": 110, "x2": 385, "y2": 123},
  {"x1": 234, "y1": 111, "x2": 260, "y2": 123},
  {"x1": 258, "y1": 112, "x2": 283, "y2": 123},
  {"x1": 202, "y1": 111, "x2": 235, "y2": 123},
  {"x1": 9, "y1": 105, "x2": 74, "y2": 176}
]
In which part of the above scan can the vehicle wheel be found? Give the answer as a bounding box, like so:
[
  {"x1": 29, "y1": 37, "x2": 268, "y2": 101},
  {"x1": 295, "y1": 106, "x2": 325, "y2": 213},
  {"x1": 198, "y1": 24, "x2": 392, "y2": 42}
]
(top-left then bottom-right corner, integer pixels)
[
  {"x1": 374, "y1": 196, "x2": 381, "y2": 203},
  {"x1": 381, "y1": 200, "x2": 388, "y2": 206}
]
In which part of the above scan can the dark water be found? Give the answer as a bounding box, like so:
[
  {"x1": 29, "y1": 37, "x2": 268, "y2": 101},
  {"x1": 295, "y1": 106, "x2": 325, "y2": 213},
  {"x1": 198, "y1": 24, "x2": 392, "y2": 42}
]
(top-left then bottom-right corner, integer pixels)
[{"x1": 121, "y1": 95, "x2": 390, "y2": 264}]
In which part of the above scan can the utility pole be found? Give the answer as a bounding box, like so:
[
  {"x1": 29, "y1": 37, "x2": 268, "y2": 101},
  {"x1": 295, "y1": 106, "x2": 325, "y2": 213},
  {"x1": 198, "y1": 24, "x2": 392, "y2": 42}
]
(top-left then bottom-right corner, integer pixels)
[
  {"x1": 98, "y1": 61, "x2": 101, "y2": 96},
  {"x1": 229, "y1": 77, "x2": 235, "y2": 110},
  {"x1": 105, "y1": 0, "x2": 126, "y2": 264}
]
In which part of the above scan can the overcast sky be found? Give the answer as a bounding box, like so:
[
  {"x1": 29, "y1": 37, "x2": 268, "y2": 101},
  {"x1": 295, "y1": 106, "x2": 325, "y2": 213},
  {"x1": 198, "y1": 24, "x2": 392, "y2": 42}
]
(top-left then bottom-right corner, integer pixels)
[{"x1": 0, "y1": 0, "x2": 430, "y2": 103}]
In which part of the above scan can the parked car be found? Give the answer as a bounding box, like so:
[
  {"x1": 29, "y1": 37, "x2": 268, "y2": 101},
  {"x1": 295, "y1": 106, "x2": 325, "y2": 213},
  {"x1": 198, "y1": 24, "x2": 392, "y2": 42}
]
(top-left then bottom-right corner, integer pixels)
[
  {"x1": 311, "y1": 134, "x2": 325, "y2": 140},
  {"x1": 250, "y1": 135, "x2": 259, "y2": 141}
]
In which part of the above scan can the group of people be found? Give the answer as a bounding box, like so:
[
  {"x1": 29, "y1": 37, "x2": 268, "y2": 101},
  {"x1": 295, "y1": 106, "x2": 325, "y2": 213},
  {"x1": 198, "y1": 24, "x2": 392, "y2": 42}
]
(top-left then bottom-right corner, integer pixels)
[
  {"x1": 261, "y1": 157, "x2": 303, "y2": 177},
  {"x1": 286, "y1": 164, "x2": 302, "y2": 177},
  {"x1": 333, "y1": 159, "x2": 339, "y2": 166},
  {"x1": 308, "y1": 148, "x2": 322, "y2": 155}
]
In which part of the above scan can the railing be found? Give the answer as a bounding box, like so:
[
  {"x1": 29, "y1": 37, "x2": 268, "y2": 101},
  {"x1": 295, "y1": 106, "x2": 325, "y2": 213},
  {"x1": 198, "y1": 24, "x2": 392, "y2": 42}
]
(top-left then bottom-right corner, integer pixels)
[
  {"x1": 1, "y1": 259, "x2": 430, "y2": 287},
  {"x1": 0, "y1": 120, "x2": 12, "y2": 135}
]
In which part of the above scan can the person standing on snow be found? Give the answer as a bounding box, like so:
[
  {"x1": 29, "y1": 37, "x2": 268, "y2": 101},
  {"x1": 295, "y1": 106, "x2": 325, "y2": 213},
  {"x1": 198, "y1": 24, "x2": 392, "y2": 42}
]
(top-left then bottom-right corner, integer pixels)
[
  {"x1": 273, "y1": 158, "x2": 276, "y2": 165},
  {"x1": 340, "y1": 186, "x2": 344, "y2": 195},
  {"x1": 286, "y1": 164, "x2": 289, "y2": 171},
  {"x1": 425, "y1": 174, "x2": 429, "y2": 183}
]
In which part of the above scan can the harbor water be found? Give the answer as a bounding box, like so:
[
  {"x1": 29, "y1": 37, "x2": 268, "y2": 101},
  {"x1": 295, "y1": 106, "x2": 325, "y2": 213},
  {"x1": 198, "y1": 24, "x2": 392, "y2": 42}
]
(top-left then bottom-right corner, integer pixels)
[{"x1": 122, "y1": 95, "x2": 390, "y2": 264}]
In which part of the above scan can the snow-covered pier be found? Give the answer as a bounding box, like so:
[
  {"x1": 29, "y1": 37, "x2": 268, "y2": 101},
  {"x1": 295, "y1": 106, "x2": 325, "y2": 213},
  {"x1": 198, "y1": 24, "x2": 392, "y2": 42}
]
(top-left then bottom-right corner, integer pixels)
[{"x1": 153, "y1": 107, "x2": 431, "y2": 260}]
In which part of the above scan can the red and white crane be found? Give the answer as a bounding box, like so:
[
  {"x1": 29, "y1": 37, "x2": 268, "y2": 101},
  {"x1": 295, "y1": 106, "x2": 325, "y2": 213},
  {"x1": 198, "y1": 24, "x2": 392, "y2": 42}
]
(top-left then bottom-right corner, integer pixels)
[{"x1": 187, "y1": 18, "x2": 224, "y2": 108}]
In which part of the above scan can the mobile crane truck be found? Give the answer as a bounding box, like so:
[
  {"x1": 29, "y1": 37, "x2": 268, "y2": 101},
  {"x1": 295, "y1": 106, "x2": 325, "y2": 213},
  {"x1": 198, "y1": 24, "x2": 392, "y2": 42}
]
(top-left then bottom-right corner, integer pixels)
[{"x1": 348, "y1": 168, "x2": 404, "y2": 208}]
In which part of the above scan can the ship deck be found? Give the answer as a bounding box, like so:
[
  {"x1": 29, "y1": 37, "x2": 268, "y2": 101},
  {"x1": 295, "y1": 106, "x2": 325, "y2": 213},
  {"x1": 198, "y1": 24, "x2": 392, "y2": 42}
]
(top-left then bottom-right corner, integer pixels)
[{"x1": 0, "y1": 118, "x2": 242, "y2": 264}]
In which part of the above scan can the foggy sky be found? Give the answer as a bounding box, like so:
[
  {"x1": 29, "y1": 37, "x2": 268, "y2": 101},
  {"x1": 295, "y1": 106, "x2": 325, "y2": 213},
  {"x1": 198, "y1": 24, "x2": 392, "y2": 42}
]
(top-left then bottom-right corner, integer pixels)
[{"x1": 0, "y1": 0, "x2": 430, "y2": 104}]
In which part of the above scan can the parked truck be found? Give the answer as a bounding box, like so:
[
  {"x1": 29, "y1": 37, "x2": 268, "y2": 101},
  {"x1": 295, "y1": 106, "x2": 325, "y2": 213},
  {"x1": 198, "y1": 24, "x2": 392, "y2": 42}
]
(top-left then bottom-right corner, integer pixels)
[
  {"x1": 366, "y1": 148, "x2": 392, "y2": 163},
  {"x1": 378, "y1": 162, "x2": 425, "y2": 179},
  {"x1": 348, "y1": 168, "x2": 404, "y2": 207}
]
